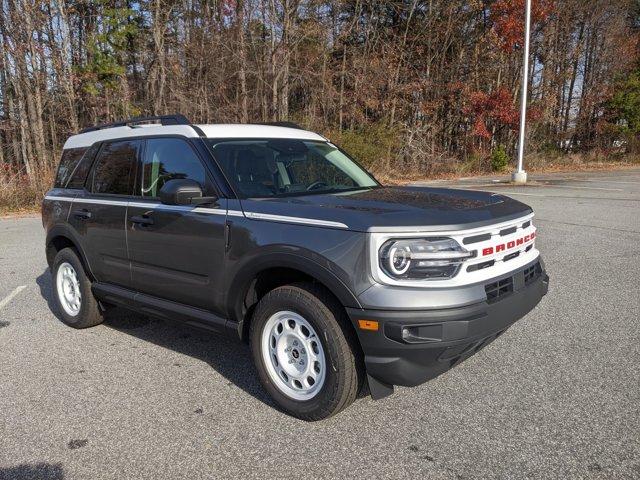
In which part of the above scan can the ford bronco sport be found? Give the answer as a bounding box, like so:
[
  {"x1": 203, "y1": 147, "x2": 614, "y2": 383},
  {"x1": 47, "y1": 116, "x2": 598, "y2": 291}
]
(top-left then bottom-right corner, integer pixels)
[{"x1": 42, "y1": 114, "x2": 549, "y2": 420}]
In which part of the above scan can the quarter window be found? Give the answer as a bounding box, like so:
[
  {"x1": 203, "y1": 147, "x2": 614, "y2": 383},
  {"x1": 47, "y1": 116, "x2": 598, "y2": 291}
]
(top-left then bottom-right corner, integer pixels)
[
  {"x1": 54, "y1": 147, "x2": 88, "y2": 188},
  {"x1": 91, "y1": 140, "x2": 140, "y2": 195},
  {"x1": 68, "y1": 143, "x2": 100, "y2": 189},
  {"x1": 140, "y1": 138, "x2": 207, "y2": 197}
]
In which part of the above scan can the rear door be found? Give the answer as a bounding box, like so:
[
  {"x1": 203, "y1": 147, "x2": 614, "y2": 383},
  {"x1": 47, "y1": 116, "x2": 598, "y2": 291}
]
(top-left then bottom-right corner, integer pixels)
[
  {"x1": 126, "y1": 137, "x2": 227, "y2": 312},
  {"x1": 70, "y1": 139, "x2": 141, "y2": 287}
]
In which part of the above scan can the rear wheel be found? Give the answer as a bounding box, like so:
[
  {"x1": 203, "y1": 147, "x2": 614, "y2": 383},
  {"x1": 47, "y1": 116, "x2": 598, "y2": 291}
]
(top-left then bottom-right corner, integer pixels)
[
  {"x1": 52, "y1": 248, "x2": 104, "y2": 329},
  {"x1": 250, "y1": 283, "x2": 363, "y2": 421}
]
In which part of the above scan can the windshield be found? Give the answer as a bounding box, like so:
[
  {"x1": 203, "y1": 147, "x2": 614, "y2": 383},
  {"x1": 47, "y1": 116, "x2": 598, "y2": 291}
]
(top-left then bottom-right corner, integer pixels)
[{"x1": 206, "y1": 139, "x2": 379, "y2": 198}]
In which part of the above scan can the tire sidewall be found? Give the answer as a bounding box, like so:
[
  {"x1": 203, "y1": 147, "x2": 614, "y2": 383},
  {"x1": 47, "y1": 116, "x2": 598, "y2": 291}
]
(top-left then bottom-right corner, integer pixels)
[
  {"x1": 52, "y1": 248, "x2": 92, "y2": 327},
  {"x1": 250, "y1": 287, "x2": 350, "y2": 418}
]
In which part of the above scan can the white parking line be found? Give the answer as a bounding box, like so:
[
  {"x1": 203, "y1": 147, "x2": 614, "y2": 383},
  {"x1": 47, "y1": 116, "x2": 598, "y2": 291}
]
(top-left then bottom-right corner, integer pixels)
[
  {"x1": 542, "y1": 184, "x2": 622, "y2": 191},
  {"x1": 582, "y1": 179, "x2": 640, "y2": 185},
  {"x1": 0, "y1": 285, "x2": 26, "y2": 311},
  {"x1": 486, "y1": 191, "x2": 550, "y2": 197}
]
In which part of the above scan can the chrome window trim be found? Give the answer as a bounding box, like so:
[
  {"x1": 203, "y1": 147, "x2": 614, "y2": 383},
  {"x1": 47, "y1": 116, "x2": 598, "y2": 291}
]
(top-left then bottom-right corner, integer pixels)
[
  {"x1": 45, "y1": 195, "x2": 231, "y2": 215},
  {"x1": 44, "y1": 195, "x2": 346, "y2": 228}
]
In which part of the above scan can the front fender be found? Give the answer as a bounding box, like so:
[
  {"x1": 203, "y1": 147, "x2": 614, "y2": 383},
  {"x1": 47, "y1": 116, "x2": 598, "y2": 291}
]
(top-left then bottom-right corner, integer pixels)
[{"x1": 225, "y1": 246, "x2": 363, "y2": 334}]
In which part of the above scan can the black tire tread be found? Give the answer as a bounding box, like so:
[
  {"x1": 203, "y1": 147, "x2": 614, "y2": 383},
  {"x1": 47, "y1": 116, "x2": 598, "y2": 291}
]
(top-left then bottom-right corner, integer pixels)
[
  {"x1": 250, "y1": 282, "x2": 363, "y2": 421},
  {"x1": 52, "y1": 248, "x2": 104, "y2": 329}
]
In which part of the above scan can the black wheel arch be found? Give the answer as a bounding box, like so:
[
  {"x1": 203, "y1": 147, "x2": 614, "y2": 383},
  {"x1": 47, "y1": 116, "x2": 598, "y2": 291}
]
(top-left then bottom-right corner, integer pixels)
[
  {"x1": 226, "y1": 252, "x2": 363, "y2": 341},
  {"x1": 45, "y1": 225, "x2": 94, "y2": 280}
]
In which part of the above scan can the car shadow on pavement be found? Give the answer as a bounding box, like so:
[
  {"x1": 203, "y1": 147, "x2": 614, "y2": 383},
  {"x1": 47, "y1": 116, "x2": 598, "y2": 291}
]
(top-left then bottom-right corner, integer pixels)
[
  {"x1": 0, "y1": 462, "x2": 64, "y2": 480},
  {"x1": 35, "y1": 270, "x2": 274, "y2": 409}
]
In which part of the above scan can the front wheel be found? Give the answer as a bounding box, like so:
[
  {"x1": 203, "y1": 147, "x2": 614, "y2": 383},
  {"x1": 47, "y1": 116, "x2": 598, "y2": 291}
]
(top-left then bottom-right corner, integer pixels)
[{"x1": 250, "y1": 283, "x2": 363, "y2": 421}]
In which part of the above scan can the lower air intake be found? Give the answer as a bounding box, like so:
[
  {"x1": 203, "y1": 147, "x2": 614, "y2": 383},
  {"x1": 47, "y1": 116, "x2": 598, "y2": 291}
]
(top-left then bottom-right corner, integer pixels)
[{"x1": 485, "y1": 276, "x2": 514, "y2": 303}]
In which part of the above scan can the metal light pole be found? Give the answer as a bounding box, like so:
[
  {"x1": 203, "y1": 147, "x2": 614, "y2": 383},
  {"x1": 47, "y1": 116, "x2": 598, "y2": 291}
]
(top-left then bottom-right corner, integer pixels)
[{"x1": 512, "y1": 0, "x2": 532, "y2": 184}]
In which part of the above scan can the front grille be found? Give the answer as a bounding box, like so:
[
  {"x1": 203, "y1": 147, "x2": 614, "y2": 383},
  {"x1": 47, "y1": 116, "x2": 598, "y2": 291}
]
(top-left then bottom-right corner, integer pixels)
[
  {"x1": 524, "y1": 261, "x2": 542, "y2": 285},
  {"x1": 485, "y1": 276, "x2": 514, "y2": 303}
]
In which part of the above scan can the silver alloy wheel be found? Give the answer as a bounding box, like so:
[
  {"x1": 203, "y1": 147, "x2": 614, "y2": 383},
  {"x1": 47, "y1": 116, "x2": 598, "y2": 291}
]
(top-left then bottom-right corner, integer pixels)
[
  {"x1": 261, "y1": 311, "x2": 326, "y2": 400},
  {"x1": 56, "y1": 262, "x2": 82, "y2": 317}
]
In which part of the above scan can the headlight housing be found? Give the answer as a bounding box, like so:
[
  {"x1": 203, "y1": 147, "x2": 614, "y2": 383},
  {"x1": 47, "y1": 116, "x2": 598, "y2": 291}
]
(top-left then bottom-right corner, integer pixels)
[{"x1": 379, "y1": 237, "x2": 474, "y2": 280}]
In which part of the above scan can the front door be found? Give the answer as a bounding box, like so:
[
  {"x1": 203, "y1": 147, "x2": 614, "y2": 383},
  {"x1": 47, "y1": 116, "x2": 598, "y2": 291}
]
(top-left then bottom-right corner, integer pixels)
[
  {"x1": 70, "y1": 139, "x2": 141, "y2": 288},
  {"x1": 126, "y1": 137, "x2": 227, "y2": 312}
]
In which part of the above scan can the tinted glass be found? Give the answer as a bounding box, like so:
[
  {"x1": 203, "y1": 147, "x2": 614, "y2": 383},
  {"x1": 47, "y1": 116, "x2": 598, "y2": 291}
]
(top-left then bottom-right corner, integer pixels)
[
  {"x1": 141, "y1": 138, "x2": 207, "y2": 197},
  {"x1": 54, "y1": 147, "x2": 87, "y2": 188},
  {"x1": 91, "y1": 140, "x2": 139, "y2": 195},
  {"x1": 207, "y1": 139, "x2": 378, "y2": 198},
  {"x1": 67, "y1": 143, "x2": 100, "y2": 189}
]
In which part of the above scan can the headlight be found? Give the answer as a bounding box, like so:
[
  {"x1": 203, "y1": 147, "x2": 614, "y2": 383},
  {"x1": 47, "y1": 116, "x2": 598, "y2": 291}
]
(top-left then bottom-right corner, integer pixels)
[{"x1": 379, "y1": 238, "x2": 474, "y2": 280}]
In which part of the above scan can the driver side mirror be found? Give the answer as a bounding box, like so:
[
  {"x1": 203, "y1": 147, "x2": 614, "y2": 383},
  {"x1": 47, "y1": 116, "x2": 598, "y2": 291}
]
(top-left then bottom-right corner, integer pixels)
[{"x1": 159, "y1": 179, "x2": 216, "y2": 206}]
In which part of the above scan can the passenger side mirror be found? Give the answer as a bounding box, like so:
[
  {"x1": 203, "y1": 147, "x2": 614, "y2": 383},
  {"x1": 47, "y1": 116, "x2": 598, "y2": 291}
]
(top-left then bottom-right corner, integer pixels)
[{"x1": 158, "y1": 179, "x2": 216, "y2": 206}]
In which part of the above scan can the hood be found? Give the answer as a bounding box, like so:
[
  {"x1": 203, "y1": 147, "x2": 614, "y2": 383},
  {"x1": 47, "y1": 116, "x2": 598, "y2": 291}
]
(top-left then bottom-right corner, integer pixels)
[{"x1": 239, "y1": 186, "x2": 533, "y2": 232}]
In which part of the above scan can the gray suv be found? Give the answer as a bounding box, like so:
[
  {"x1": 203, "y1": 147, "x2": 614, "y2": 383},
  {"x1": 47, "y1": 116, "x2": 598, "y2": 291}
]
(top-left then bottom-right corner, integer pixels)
[{"x1": 42, "y1": 115, "x2": 549, "y2": 420}]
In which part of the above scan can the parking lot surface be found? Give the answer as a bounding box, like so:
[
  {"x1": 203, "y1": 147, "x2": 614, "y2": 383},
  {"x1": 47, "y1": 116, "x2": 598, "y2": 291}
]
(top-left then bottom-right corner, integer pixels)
[{"x1": 1, "y1": 169, "x2": 639, "y2": 479}]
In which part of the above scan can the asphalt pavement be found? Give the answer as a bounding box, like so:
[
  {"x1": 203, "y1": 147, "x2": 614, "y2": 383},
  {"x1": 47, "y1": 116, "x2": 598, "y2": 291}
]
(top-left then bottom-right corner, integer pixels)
[{"x1": 1, "y1": 169, "x2": 639, "y2": 479}]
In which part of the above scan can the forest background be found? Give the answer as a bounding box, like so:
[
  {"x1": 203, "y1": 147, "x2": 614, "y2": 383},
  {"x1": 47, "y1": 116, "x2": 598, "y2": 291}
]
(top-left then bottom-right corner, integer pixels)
[{"x1": 1, "y1": 0, "x2": 639, "y2": 212}]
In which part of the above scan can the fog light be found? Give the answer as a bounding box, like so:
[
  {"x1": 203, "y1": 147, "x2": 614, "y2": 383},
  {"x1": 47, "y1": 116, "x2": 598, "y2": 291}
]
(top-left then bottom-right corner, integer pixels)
[{"x1": 401, "y1": 324, "x2": 443, "y2": 343}]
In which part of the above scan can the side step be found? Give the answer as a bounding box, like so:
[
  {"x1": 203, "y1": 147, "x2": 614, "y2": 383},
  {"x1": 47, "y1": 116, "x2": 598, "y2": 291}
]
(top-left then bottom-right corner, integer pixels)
[{"x1": 92, "y1": 282, "x2": 238, "y2": 337}]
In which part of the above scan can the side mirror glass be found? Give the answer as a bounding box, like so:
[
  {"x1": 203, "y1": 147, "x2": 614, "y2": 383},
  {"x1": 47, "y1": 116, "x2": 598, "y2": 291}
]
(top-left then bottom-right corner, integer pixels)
[{"x1": 159, "y1": 178, "x2": 209, "y2": 205}]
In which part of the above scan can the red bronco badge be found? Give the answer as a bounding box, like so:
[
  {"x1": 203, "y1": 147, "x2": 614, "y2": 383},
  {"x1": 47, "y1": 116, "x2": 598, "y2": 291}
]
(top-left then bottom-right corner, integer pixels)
[{"x1": 481, "y1": 231, "x2": 536, "y2": 256}]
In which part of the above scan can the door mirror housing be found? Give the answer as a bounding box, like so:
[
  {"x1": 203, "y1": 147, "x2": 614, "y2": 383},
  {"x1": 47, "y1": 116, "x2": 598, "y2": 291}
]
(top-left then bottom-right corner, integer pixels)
[{"x1": 158, "y1": 179, "x2": 216, "y2": 206}]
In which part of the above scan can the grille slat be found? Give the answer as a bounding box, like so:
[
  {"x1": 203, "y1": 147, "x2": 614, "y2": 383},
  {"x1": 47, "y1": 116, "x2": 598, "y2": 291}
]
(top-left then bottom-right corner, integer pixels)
[
  {"x1": 462, "y1": 233, "x2": 492, "y2": 245},
  {"x1": 500, "y1": 226, "x2": 517, "y2": 236},
  {"x1": 467, "y1": 260, "x2": 495, "y2": 272},
  {"x1": 503, "y1": 251, "x2": 520, "y2": 262}
]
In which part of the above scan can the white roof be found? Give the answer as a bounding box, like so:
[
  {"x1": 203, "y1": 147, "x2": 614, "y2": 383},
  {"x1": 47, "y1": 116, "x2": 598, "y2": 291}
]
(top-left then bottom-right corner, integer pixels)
[
  {"x1": 196, "y1": 124, "x2": 325, "y2": 141},
  {"x1": 63, "y1": 123, "x2": 325, "y2": 149}
]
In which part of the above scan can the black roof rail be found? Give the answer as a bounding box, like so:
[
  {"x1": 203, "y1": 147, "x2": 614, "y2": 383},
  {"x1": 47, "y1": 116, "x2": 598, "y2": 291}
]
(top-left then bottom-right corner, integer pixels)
[
  {"x1": 79, "y1": 114, "x2": 191, "y2": 134},
  {"x1": 256, "y1": 121, "x2": 305, "y2": 130}
]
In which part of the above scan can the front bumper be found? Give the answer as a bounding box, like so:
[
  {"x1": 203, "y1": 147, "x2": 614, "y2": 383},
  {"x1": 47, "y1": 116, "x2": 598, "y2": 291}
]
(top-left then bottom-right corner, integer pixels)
[{"x1": 346, "y1": 260, "x2": 549, "y2": 394}]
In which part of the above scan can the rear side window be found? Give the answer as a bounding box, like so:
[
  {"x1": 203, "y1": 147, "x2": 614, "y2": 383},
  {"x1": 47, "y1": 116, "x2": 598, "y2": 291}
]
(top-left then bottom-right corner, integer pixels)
[
  {"x1": 91, "y1": 140, "x2": 141, "y2": 195},
  {"x1": 54, "y1": 148, "x2": 88, "y2": 188},
  {"x1": 140, "y1": 138, "x2": 208, "y2": 197},
  {"x1": 67, "y1": 143, "x2": 100, "y2": 189}
]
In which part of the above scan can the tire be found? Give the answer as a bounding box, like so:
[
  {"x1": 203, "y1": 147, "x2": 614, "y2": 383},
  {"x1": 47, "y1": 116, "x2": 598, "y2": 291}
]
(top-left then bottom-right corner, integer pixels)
[
  {"x1": 51, "y1": 247, "x2": 104, "y2": 329},
  {"x1": 250, "y1": 282, "x2": 364, "y2": 421}
]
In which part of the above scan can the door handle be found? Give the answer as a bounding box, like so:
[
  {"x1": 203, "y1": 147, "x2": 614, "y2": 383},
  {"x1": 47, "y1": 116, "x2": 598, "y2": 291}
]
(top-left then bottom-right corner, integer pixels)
[
  {"x1": 73, "y1": 208, "x2": 92, "y2": 220},
  {"x1": 130, "y1": 215, "x2": 154, "y2": 226}
]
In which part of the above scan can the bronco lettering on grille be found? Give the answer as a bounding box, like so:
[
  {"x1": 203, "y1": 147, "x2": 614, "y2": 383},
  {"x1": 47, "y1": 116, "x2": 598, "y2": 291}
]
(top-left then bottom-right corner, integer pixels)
[{"x1": 481, "y1": 231, "x2": 536, "y2": 256}]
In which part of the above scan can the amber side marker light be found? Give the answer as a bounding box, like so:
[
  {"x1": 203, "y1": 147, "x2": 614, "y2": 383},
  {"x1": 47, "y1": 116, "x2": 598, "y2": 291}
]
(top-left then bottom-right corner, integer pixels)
[{"x1": 358, "y1": 320, "x2": 379, "y2": 331}]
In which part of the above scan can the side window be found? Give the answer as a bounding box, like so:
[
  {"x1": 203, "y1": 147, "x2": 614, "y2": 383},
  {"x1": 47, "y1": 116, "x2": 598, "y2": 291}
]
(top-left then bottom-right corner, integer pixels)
[
  {"x1": 54, "y1": 147, "x2": 88, "y2": 188},
  {"x1": 91, "y1": 140, "x2": 140, "y2": 195},
  {"x1": 67, "y1": 143, "x2": 100, "y2": 189},
  {"x1": 140, "y1": 138, "x2": 207, "y2": 197}
]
